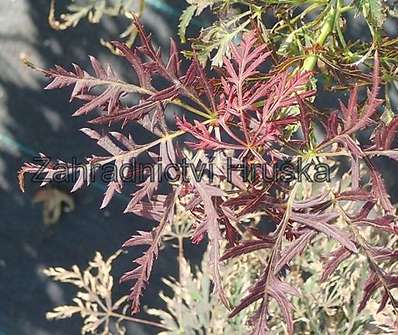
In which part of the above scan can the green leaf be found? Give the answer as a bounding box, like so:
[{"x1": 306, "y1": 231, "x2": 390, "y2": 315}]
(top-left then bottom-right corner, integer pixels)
[
  {"x1": 179, "y1": 5, "x2": 197, "y2": 43},
  {"x1": 355, "y1": 0, "x2": 386, "y2": 28}
]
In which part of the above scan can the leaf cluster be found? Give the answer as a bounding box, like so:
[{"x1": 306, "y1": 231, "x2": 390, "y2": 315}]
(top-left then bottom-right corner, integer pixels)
[{"x1": 20, "y1": 9, "x2": 398, "y2": 334}]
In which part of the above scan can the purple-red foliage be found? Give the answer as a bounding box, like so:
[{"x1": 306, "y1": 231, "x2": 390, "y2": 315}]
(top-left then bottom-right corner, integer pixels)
[{"x1": 19, "y1": 18, "x2": 398, "y2": 334}]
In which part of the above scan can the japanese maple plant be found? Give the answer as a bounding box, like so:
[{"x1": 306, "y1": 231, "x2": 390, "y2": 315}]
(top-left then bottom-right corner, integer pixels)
[{"x1": 19, "y1": 17, "x2": 398, "y2": 334}]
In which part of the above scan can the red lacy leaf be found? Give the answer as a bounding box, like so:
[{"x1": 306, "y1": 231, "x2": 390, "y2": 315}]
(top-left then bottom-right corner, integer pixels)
[
  {"x1": 191, "y1": 180, "x2": 230, "y2": 308},
  {"x1": 321, "y1": 246, "x2": 353, "y2": 282},
  {"x1": 121, "y1": 190, "x2": 178, "y2": 314},
  {"x1": 275, "y1": 230, "x2": 316, "y2": 272},
  {"x1": 358, "y1": 272, "x2": 398, "y2": 313},
  {"x1": 291, "y1": 212, "x2": 358, "y2": 252},
  {"x1": 220, "y1": 238, "x2": 274, "y2": 261},
  {"x1": 369, "y1": 164, "x2": 395, "y2": 214}
]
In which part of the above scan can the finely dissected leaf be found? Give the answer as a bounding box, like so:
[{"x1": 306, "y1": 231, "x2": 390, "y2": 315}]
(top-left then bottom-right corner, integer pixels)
[
  {"x1": 292, "y1": 192, "x2": 331, "y2": 209},
  {"x1": 291, "y1": 212, "x2": 358, "y2": 253},
  {"x1": 320, "y1": 246, "x2": 353, "y2": 282},
  {"x1": 339, "y1": 85, "x2": 358, "y2": 131},
  {"x1": 126, "y1": 196, "x2": 168, "y2": 222},
  {"x1": 368, "y1": 164, "x2": 395, "y2": 214},
  {"x1": 354, "y1": 0, "x2": 386, "y2": 28},
  {"x1": 358, "y1": 271, "x2": 398, "y2": 313},
  {"x1": 248, "y1": 305, "x2": 268, "y2": 335},
  {"x1": 179, "y1": 5, "x2": 196, "y2": 43},
  {"x1": 275, "y1": 230, "x2": 316, "y2": 272},
  {"x1": 44, "y1": 58, "x2": 140, "y2": 116},
  {"x1": 49, "y1": 0, "x2": 142, "y2": 48},
  {"x1": 374, "y1": 116, "x2": 398, "y2": 150},
  {"x1": 220, "y1": 238, "x2": 274, "y2": 261},
  {"x1": 192, "y1": 180, "x2": 230, "y2": 309},
  {"x1": 121, "y1": 190, "x2": 179, "y2": 314},
  {"x1": 43, "y1": 250, "x2": 127, "y2": 334},
  {"x1": 267, "y1": 275, "x2": 299, "y2": 335},
  {"x1": 368, "y1": 246, "x2": 398, "y2": 262},
  {"x1": 355, "y1": 214, "x2": 397, "y2": 234},
  {"x1": 336, "y1": 189, "x2": 374, "y2": 202},
  {"x1": 19, "y1": 14, "x2": 398, "y2": 332},
  {"x1": 230, "y1": 272, "x2": 299, "y2": 334},
  {"x1": 179, "y1": 31, "x2": 315, "y2": 152},
  {"x1": 343, "y1": 52, "x2": 382, "y2": 135}
]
